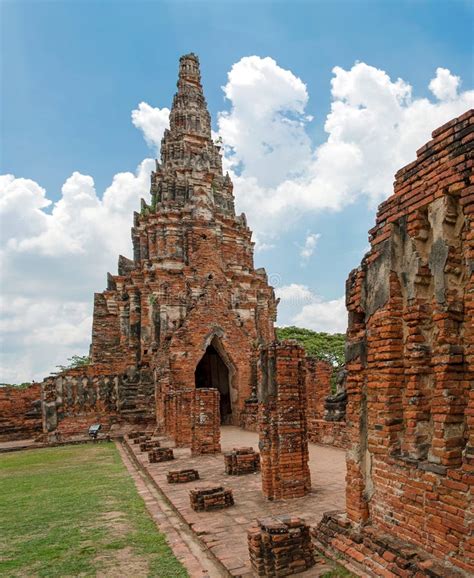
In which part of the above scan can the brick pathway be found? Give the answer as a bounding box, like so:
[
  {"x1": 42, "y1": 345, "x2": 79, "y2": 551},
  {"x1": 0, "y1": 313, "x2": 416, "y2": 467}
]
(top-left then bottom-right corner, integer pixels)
[{"x1": 124, "y1": 426, "x2": 347, "y2": 577}]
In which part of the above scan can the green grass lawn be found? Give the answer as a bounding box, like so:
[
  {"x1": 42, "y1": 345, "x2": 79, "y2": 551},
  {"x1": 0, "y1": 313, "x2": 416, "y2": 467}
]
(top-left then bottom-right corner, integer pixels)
[{"x1": 0, "y1": 443, "x2": 188, "y2": 577}]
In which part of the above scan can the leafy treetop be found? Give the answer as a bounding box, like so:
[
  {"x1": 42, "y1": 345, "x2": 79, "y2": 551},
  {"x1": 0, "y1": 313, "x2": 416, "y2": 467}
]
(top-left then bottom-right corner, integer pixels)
[{"x1": 276, "y1": 326, "x2": 345, "y2": 370}]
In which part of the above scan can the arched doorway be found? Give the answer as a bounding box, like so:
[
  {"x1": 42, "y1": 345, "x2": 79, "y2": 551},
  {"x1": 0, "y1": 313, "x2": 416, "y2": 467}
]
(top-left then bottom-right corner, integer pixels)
[{"x1": 195, "y1": 339, "x2": 232, "y2": 424}]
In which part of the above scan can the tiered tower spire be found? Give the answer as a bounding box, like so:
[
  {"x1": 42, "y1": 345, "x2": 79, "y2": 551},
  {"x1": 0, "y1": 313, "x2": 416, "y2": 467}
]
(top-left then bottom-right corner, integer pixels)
[{"x1": 148, "y1": 53, "x2": 234, "y2": 214}]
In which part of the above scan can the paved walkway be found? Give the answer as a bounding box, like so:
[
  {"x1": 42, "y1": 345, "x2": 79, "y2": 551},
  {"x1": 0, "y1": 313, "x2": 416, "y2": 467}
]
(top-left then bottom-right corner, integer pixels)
[{"x1": 124, "y1": 426, "x2": 347, "y2": 577}]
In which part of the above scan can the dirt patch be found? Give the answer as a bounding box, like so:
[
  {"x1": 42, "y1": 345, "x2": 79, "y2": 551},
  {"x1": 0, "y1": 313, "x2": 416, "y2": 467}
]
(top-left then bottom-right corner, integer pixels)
[
  {"x1": 100, "y1": 510, "x2": 132, "y2": 538},
  {"x1": 95, "y1": 547, "x2": 149, "y2": 578}
]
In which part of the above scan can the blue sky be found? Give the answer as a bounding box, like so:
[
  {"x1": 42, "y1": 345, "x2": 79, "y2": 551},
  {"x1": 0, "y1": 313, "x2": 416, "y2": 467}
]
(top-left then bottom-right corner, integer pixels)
[{"x1": 1, "y1": 0, "x2": 473, "y2": 381}]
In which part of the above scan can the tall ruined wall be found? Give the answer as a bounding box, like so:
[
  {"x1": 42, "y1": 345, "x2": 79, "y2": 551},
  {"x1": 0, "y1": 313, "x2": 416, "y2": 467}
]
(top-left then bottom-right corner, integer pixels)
[
  {"x1": 0, "y1": 384, "x2": 42, "y2": 441},
  {"x1": 321, "y1": 110, "x2": 473, "y2": 576}
]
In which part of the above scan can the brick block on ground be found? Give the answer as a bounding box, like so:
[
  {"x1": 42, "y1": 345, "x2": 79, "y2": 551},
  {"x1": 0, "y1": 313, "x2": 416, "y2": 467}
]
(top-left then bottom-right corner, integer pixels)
[
  {"x1": 190, "y1": 485, "x2": 234, "y2": 511},
  {"x1": 248, "y1": 516, "x2": 315, "y2": 576},
  {"x1": 224, "y1": 447, "x2": 260, "y2": 475},
  {"x1": 134, "y1": 435, "x2": 150, "y2": 445},
  {"x1": 148, "y1": 447, "x2": 174, "y2": 463},
  {"x1": 128, "y1": 430, "x2": 147, "y2": 440},
  {"x1": 167, "y1": 469, "x2": 200, "y2": 484},
  {"x1": 139, "y1": 440, "x2": 161, "y2": 452}
]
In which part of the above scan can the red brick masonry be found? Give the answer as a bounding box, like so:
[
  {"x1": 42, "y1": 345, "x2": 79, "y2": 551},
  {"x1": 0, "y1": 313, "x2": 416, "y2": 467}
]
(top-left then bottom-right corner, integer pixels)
[
  {"x1": 166, "y1": 469, "x2": 200, "y2": 483},
  {"x1": 0, "y1": 384, "x2": 42, "y2": 441},
  {"x1": 224, "y1": 447, "x2": 260, "y2": 475},
  {"x1": 248, "y1": 516, "x2": 315, "y2": 576},
  {"x1": 189, "y1": 485, "x2": 234, "y2": 511},
  {"x1": 148, "y1": 447, "x2": 174, "y2": 463},
  {"x1": 258, "y1": 342, "x2": 311, "y2": 500},
  {"x1": 314, "y1": 110, "x2": 474, "y2": 576}
]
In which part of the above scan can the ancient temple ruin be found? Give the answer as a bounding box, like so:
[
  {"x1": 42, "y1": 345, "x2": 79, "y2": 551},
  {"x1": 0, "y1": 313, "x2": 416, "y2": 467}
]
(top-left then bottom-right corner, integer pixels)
[
  {"x1": 90, "y1": 53, "x2": 277, "y2": 430},
  {"x1": 1, "y1": 53, "x2": 472, "y2": 578}
]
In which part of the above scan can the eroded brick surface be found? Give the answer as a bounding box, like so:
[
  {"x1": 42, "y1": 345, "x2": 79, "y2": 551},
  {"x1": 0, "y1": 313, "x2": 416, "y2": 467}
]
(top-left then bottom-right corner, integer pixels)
[
  {"x1": 258, "y1": 342, "x2": 311, "y2": 500},
  {"x1": 224, "y1": 447, "x2": 260, "y2": 475},
  {"x1": 314, "y1": 109, "x2": 474, "y2": 576},
  {"x1": 0, "y1": 385, "x2": 42, "y2": 441},
  {"x1": 248, "y1": 516, "x2": 315, "y2": 577}
]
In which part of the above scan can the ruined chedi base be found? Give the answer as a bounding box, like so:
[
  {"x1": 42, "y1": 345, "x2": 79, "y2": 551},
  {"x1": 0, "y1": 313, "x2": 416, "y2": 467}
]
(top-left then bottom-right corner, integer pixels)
[{"x1": 314, "y1": 110, "x2": 474, "y2": 577}]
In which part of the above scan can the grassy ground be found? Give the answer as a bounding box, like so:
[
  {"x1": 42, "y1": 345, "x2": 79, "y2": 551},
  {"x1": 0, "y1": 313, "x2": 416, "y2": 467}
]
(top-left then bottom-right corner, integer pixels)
[{"x1": 0, "y1": 443, "x2": 188, "y2": 577}]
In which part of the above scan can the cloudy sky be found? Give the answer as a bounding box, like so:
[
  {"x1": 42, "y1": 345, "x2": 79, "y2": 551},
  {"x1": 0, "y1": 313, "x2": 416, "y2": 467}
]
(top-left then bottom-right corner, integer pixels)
[{"x1": 1, "y1": 0, "x2": 473, "y2": 383}]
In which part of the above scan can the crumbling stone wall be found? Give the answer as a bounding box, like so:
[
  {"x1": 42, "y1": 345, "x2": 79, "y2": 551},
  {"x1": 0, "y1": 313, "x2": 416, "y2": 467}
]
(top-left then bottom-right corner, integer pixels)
[
  {"x1": 41, "y1": 366, "x2": 155, "y2": 437},
  {"x1": 0, "y1": 384, "x2": 42, "y2": 440},
  {"x1": 305, "y1": 358, "x2": 348, "y2": 448},
  {"x1": 258, "y1": 341, "x2": 311, "y2": 500},
  {"x1": 315, "y1": 110, "x2": 473, "y2": 576}
]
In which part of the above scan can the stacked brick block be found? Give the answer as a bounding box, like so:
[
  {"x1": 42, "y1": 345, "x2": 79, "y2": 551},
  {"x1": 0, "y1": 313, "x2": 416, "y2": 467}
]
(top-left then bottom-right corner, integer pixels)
[
  {"x1": 258, "y1": 342, "x2": 311, "y2": 500},
  {"x1": 148, "y1": 447, "x2": 174, "y2": 463},
  {"x1": 314, "y1": 110, "x2": 473, "y2": 575},
  {"x1": 224, "y1": 447, "x2": 260, "y2": 475},
  {"x1": 190, "y1": 388, "x2": 221, "y2": 455},
  {"x1": 166, "y1": 469, "x2": 200, "y2": 483},
  {"x1": 248, "y1": 516, "x2": 315, "y2": 576},
  {"x1": 189, "y1": 486, "x2": 234, "y2": 511},
  {"x1": 139, "y1": 439, "x2": 160, "y2": 452}
]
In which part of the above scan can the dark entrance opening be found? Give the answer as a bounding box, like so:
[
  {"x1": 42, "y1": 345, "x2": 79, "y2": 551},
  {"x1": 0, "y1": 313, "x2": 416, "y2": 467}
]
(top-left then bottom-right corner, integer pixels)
[{"x1": 195, "y1": 343, "x2": 231, "y2": 424}]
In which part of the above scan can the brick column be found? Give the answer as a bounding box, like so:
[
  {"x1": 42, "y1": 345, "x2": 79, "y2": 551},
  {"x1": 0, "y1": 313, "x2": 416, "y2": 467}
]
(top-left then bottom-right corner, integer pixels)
[
  {"x1": 258, "y1": 342, "x2": 311, "y2": 500},
  {"x1": 191, "y1": 388, "x2": 221, "y2": 455}
]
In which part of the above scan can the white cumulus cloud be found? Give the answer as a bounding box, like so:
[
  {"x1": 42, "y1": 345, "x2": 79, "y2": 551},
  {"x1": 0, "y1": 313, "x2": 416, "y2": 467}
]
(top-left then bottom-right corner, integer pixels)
[
  {"x1": 0, "y1": 160, "x2": 155, "y2": 382},
  {"x1": 299, "y1": 232, "x2": 320, "y2": 262},
  {"x1": 276, "y1": 284, "x2": 347, "y2": 333},
  {"x1": 215, "y1": 59, "x2": 473, "y2": 239},
  {"x1": 132, "y1": 102, "x2": 170, "y2": 153},
  {"x1": 429, "y1": 67, "x2": 461, "y2": 101}
]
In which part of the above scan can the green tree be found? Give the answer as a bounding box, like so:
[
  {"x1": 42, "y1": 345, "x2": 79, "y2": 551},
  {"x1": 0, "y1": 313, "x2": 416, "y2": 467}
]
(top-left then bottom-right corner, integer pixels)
[
  {"x1": 54, "y1": 355, "x2": 90, "y2": 374},
  {"x1": 276, "y1": 326, "x2": 345, "y2": 369}
]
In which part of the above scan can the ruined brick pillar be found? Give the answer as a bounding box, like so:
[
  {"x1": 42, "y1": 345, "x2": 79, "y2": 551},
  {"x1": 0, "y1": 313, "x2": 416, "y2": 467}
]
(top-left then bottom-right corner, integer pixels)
[
  {"x1": 258, "y1": 342, "x2": 311, "y2": 500},
  {"x1": 191, "y1": 388, "x2": 221, "y2": 455}
]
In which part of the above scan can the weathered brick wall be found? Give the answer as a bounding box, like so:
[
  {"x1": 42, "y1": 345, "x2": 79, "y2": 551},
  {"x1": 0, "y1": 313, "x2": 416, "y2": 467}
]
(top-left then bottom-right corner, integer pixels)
[
  {"x1": 315, "y1": 110, "x2": 473, "y2": 576},
  {"x1": 258, "y1": 342, "x2": 311, "y2": 500},
  {"x1": 0, "y1": 384, "x2": 42, "y2": 440},
  {"x1": 305, "y1": 358, "x2": 348, "y2": 448},
  {"x1": 41, "y1": 366, "x2": 155, "y2": 436}
]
